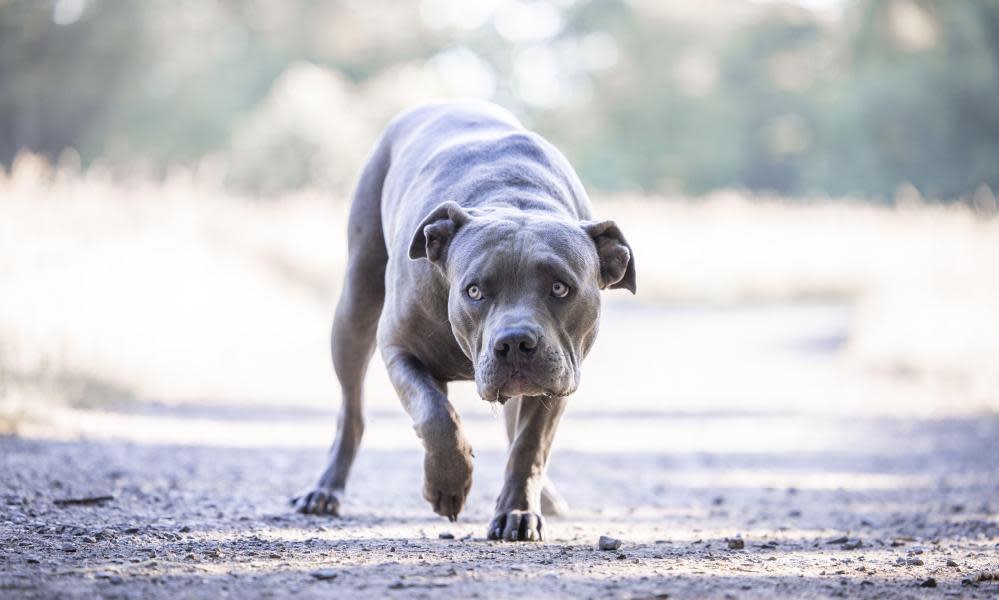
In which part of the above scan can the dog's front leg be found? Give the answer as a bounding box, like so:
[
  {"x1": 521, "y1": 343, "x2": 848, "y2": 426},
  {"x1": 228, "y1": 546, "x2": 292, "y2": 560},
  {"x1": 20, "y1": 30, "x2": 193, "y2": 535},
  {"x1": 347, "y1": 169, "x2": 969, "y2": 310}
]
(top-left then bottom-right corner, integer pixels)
[
  {"x1": 382, "y1": 348, "x2": 473, "y2": 521},
  {"x1": 488, "y1": 395, "x2": 567, "y2": 541}
]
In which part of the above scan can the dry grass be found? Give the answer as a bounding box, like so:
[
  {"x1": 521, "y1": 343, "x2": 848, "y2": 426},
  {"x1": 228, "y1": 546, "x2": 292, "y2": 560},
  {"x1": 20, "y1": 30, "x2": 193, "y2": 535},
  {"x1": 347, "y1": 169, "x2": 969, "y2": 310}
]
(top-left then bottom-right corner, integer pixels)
[
  {"x1": 613, "y1": 193, "x2": 999, "y2": 381},
  {"x1": 2, "y1": 153, "x2": 998, "y2": 423}
]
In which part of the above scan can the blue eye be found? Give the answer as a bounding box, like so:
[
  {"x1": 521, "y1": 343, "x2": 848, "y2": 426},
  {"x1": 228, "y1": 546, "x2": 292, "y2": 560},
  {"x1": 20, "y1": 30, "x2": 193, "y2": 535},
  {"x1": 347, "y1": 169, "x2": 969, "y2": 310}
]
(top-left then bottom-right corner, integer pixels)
[
  {"x1": 551, "y1": 281, "x2": 569, "y2": 298},
  {"x1": 467, "y1": 284, "x2": 483, "y2": 300}
]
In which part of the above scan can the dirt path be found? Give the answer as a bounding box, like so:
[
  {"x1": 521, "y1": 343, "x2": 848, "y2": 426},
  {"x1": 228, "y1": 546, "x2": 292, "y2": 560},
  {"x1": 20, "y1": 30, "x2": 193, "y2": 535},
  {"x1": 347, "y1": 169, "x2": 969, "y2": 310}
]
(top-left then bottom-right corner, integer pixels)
[
  {"x1": 2, "y1": 304, "x2": 998, "y2": 598},
  {"x1": 3, "y1": 409, "x2": 998, "y2": 599}
]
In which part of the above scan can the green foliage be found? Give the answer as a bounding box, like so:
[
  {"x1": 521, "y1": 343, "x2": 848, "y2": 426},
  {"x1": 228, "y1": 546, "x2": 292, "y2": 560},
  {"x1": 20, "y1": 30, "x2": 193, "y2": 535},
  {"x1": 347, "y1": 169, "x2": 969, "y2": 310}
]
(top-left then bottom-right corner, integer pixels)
[
  {"x1": 806, "y1": 0, "x2": 999, "y2": 199},
  {"x1": 1, "y1": 0, "x2": 997, "y2": 200}
]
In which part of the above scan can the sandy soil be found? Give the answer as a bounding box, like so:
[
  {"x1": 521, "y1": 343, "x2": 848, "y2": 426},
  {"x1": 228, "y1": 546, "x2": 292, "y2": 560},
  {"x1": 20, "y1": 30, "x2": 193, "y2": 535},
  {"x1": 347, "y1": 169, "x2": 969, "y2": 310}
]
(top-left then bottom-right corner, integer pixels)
[{"x1": 2, "y1": 305, "x2": 998, "y2": 599}]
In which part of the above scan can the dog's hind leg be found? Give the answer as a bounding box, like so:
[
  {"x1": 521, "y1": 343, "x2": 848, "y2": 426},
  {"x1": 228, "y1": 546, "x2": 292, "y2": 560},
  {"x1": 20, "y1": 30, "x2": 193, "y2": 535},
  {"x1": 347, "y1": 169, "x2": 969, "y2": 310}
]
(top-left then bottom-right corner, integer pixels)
[
  {"x1": 503, "y1": 398, "x2": 569, "y2": 517},
  {"x1": 293, "y1": 139, "x2": 390, "y2": 516}
]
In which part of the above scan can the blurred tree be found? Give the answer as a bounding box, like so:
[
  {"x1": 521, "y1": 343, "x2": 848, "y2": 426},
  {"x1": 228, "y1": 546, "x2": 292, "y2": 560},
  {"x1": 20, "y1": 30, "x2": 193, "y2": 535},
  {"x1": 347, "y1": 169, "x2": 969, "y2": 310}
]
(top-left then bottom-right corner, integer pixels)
[
  {"x1": 0, "y1": 0, "x2": 146, "y2": 165},
  {"x1": 1, "y1": 0, "x2": 997, "y2": 200},
  {"x1": 812, "y1": 0, "x2": 999, "y2": 199}
]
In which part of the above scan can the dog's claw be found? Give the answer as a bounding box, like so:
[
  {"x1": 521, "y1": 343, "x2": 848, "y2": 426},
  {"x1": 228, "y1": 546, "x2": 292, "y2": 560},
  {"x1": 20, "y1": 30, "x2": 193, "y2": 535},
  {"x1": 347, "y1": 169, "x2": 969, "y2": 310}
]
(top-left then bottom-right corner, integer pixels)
[
  {"x1": 487, "y1": 510, "x2": 544, "y2": 542},
  {"x1": 291, "y1": 488, "x2": 343, "y2": 516}
]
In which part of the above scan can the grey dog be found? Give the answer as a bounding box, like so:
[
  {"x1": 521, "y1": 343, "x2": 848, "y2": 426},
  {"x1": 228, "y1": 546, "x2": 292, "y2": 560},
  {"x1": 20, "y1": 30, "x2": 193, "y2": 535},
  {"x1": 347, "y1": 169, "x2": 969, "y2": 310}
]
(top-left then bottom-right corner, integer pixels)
[{"x1": 292, "y1": 100, "x2": 636, "y2": 542}]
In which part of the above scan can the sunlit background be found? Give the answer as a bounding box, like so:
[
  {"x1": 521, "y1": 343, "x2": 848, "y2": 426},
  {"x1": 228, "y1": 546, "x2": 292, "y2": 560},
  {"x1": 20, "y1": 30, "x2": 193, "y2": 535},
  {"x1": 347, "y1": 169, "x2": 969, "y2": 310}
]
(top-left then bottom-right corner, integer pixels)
[
  {"x1": 3, "y1": 6, "x2": 999, "y2": 596},
  {"x1": 2, "y1": 0, "x2": 998, "y2": 438}
]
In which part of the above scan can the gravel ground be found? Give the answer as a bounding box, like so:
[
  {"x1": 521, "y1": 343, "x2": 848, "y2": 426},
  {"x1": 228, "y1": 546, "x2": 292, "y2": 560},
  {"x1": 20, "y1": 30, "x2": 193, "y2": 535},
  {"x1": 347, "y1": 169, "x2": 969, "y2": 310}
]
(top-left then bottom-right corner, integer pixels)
[
  {"x1": 2, "y1": 410, "x2": 998, "y2": 599},
  {"x1": 2, "y1": 304, "x2": 998, "y2": 599}
]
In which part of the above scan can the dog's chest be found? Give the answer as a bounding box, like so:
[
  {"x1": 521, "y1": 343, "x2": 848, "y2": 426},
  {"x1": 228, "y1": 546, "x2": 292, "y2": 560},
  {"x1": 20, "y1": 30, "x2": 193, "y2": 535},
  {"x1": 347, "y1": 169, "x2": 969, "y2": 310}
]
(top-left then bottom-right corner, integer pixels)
[{"x1": 382, "y1": 278, "x2": 475, "y2": 382}]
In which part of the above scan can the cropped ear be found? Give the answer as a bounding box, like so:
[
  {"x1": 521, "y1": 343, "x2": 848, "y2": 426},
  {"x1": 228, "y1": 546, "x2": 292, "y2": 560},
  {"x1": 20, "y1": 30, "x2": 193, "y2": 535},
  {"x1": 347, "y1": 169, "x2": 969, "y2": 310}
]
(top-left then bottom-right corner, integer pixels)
[
  {"x1": 408, "y1": 201, "x2": 471, "y2": 267},
  {"x1": 582, "y1": 220, "x2": 636, "y2": 294}
]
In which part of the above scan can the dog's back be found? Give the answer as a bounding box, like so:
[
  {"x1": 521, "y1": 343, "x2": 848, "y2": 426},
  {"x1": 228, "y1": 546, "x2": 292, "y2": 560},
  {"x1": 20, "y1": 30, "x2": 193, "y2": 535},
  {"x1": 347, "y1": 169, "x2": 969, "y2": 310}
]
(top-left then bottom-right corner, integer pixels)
[{"x1": 379, "y1": 100, "x2": 592, "y2": 254}]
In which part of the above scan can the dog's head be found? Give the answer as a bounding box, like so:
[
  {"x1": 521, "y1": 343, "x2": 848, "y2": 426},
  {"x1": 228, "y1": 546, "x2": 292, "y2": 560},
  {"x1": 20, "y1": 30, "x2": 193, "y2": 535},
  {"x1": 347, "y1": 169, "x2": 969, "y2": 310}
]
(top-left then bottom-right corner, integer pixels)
[{"x1": 409, "y1": 201, "x2": 635, "y2": 403}]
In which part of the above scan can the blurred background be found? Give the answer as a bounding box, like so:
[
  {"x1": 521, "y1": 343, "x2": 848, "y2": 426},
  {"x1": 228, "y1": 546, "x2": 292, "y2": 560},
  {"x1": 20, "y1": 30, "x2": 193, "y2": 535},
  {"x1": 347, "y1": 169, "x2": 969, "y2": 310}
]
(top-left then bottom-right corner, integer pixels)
[
  {"x1": 5, "y1": 0, "x2": 999, "y2": 198},
  {"x1": 2, "y1": 0, "x2": 998, "y2": 438}
]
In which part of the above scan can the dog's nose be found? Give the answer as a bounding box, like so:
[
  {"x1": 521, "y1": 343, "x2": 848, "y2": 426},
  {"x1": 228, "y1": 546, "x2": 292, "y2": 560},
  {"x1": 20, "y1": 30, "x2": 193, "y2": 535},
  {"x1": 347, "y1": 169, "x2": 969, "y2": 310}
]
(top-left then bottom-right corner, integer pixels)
[{"x1": 493, "y1": 327, "x2": 539, "y2": 359}]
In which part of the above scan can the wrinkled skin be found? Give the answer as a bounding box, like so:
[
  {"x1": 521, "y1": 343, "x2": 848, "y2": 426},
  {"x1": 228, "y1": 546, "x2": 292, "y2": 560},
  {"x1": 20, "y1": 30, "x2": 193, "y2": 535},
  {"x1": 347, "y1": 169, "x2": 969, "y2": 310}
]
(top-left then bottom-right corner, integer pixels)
[
  {"x1": 293, "y1": 100, "x2": 635, "y2": 541},
  {"x1": 444, "y1": 213, "x2": 601, "y2": 404}
]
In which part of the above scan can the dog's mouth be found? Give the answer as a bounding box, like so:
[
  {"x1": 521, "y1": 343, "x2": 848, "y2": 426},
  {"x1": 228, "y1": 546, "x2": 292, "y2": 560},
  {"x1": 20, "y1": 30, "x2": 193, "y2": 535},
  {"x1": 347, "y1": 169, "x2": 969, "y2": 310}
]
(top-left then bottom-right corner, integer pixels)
[
  {"x1": 500, "y1": 370, "x2": 546, "y2": 399},
  {"x1": 478, "y1": 369, "x2": 567, "y2": 404},
  {"x1": 473, "y1": 342, "x2": 578, "y2": 404}
]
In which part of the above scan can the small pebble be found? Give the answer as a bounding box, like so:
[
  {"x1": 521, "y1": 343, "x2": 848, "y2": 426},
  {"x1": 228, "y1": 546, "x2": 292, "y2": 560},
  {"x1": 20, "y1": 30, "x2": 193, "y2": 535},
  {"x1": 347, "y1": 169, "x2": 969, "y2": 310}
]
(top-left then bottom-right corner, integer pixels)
[
  {"x1": 310, "y1": 568, "x2": 338, "y2": 581},
  {"x1": 94, "y1": 572, "x2": 124, "y2": 585},
  {"x1": 727, "y1": 538, "x2": 745, "y2": 550},
  {"x1": 598, "y1": 536, "x2": 622, "y2": 551},
  {"x1": 919, "y1": 577, "x2": 937, "y2": 588},
  {"x1": 438, "y1": 532, "x2": 455, "y2": 540},
  {"x1": 946, "y1": 559, "x2": 959, "y2": 567}
]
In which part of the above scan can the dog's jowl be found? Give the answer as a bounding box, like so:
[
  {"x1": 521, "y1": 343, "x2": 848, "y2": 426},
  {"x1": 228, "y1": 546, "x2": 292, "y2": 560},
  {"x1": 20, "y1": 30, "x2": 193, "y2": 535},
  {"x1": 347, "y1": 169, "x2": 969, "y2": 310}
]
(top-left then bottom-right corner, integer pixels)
[{"x1": 292, "y1": 100, "x2": 636, "y2": 542}]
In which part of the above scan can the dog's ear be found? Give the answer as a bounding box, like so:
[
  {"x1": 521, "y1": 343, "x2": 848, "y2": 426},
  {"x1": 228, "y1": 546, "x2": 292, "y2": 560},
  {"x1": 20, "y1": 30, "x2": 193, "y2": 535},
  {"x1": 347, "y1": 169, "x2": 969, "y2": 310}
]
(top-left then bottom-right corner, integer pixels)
[
  {"x1": 409, "y1": 201, "x2": 471, "y2": 267},
  {"x1": 582, "y1": 220, "x2": 636, "y2": 294}
]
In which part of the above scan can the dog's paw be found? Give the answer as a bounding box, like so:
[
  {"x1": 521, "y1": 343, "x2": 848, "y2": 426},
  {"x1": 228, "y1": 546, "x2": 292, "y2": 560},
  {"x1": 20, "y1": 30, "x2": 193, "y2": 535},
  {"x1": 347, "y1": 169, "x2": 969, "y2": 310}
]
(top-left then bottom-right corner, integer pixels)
[
  {"x1": 422, "y1": 439, "x2": 474, "y2": 522},
  {"x1": 487, "y1": 510, "x2": 545, "y2": 542},
  {"x1": 290, "y1": 487, "x2": 344, "y2": 516}
]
